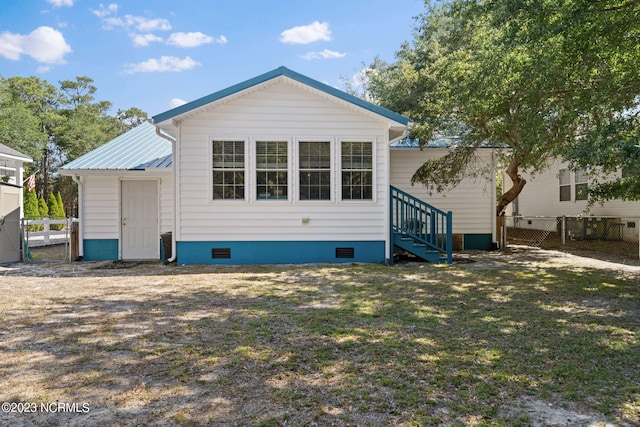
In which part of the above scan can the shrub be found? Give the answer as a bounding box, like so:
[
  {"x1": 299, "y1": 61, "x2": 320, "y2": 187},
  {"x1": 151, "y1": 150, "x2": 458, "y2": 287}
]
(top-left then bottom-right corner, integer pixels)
[{"x1": 23, "y1": 190, "x2": 41, "y2": 231}]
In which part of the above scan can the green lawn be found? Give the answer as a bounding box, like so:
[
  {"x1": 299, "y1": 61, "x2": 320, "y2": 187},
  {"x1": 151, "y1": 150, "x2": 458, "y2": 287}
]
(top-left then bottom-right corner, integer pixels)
[{"x1": 0, "y1": 255, "x2": 638, "y2": 426}]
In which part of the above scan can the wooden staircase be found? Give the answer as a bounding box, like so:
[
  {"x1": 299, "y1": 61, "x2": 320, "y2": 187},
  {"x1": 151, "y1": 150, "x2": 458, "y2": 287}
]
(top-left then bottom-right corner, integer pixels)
[{"x1": 390, "y1": 186, "x2": 453, "y2": 264}]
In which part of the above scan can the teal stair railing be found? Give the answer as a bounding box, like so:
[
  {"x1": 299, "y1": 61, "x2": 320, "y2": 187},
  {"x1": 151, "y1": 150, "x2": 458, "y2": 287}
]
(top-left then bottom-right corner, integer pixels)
[{"x1": 390, "y1": 185, "x2": 453, "y2": 264}]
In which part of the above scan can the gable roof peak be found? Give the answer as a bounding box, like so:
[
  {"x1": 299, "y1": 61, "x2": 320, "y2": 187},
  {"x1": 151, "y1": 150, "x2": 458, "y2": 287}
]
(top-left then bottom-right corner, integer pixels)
[{"x1": 152, "y1": 66, "x2": 410, "y2": 126}]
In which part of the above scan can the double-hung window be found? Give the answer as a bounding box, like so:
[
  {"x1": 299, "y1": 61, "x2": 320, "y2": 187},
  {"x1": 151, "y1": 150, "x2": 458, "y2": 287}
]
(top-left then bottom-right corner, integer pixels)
[
  {"x1": 212, "y1": 140, "x2": 245, "y2": 200},
  {"x1": 341, "y1": 141, "x2": 373, "y2": 200},
  {"x1": 256, "y1": 141, "x2": 288, "y2": 200},
  {"x1": 574, "y1": 169, "x2": 588, "y2": 201},
  {"x1": 559, "y1": 168, "x2": 571, "y2": 202},
  {"x1": 299, "y1": 141, "x2": 331, "y2": 200}
]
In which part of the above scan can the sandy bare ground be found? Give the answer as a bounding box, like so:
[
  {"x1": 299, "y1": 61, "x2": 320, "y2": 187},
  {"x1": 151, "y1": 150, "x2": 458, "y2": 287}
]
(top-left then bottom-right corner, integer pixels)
[{"x1": 0, "y1": 247, "x2": 637, "y2": 426}]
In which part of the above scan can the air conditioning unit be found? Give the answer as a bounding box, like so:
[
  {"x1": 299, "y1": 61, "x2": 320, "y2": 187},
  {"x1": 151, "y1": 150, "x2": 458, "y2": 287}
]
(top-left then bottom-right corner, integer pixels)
[{"x1": 561, "y1": 217, "x2": 622, "y2": 241}]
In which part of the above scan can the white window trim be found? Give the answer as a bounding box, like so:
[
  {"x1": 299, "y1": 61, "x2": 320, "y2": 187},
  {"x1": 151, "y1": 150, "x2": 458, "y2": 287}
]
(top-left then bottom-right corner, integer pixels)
[
  {"x1": 294, "y1": 138, "x2": 335, "y2": 203},
  {"x1": 574, "y1": 169, "x2": 589, "y2": 201},
  {"x1": 338, "y1": 138, "x2": 377, "y2": 203},
  {"x1": 559, "y1": 168, "x2": 571, "y2": 202},
  {"x1": 209, "y1": 137, "x2": 249, "y2": 204},
  {"x1": 251, "y1": 137, "x2": 292, "y2": 203}
]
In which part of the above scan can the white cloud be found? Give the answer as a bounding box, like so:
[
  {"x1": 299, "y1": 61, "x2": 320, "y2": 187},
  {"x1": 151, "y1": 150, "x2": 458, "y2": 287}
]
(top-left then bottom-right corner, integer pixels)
[
  {"x1": 93, "y1": 5, "x2": 171, "y2": 33},
  {"x1": 301, "y1": 49, "x2": 346, "y2": 60},
  {"x1": 280, "y1": 21, "x2": 331, "y2": 44},
  {"x1": 130, "y1": 33, "x2": 163, "y2": 47},
  {"x1": 169, "y1": 98, "x2": 187, "y2": 108},
  {"x1": 102, "y1": 15, "x2": 171, "y2": 32},
  {"x1": 124, "y1": 56, "x2": 200, "y2": 74},
  {"x1": 37, "y1": 65, "x2": 52, "y2": 73},
  {"x1": 92, "y1": 3, "x2": 118, "y2": 18},
  {"x1": 166, "y1": 32, "x2": 226, "y2": 48},
  {"x1": 349, "y1": 68, "x2": 370, "y2": 88},
  {"x1": 0, "y1": 26, "x2": 72, "y2": 64},
  {"x1": 47, "y1": 0, "x2": 73, "y2": 7}
]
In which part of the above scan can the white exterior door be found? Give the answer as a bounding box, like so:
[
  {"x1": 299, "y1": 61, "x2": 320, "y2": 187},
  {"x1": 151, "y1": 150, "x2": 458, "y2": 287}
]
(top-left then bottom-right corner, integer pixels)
[{"x1": 121, "y1": 180, "x2": 158, "y2": 260}]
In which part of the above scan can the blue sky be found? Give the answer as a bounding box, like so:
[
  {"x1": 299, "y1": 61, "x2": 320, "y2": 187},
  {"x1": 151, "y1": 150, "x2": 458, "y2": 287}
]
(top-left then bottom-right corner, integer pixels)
[{"x1": 0, "y1": 0, "x2": 425, "y2": 117}]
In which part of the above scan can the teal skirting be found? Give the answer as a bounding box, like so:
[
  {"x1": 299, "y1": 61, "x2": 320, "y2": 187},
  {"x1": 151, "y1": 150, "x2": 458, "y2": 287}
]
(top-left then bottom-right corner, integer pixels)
[
  {"x1": 83, "y1": 239, "x2": 119, "y2": 261},
  {"x1": 463, "y1": 234, "x2": 493, "y2": 250},
  {"x1": 176, "y1": 240, "x2": 386, "y2": 265}
]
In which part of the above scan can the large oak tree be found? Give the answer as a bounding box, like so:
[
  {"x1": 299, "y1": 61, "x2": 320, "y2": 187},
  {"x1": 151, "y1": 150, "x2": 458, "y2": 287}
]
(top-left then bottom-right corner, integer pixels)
[{"x1": 366, "y1": 0, "x2": 640, "y2": 214}]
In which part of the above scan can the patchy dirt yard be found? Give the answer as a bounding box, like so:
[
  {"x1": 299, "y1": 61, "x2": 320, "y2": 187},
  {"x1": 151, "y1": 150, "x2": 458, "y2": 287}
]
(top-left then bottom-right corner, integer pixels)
[{"x1": 1, "y1": 247, "x2": 638, "y2": 426}]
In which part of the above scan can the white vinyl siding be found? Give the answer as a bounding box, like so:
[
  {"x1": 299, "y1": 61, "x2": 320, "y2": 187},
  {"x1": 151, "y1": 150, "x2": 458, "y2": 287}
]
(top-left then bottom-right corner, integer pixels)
[
  {"x1": 83, "y1": 175, "x2": 119, "y2": 239},
  {"x1": 390, "y1": 148, "x2": 495, "y2": 235},
  {"x1": 81, "y1": 172, "x2": 172, "y2": 240},
  {"x1": 516, "y1": 160, "x2": 640, "y2": 217},
  {"x1": 176, "y1": 79, "x2": 390, "y2": 242}
]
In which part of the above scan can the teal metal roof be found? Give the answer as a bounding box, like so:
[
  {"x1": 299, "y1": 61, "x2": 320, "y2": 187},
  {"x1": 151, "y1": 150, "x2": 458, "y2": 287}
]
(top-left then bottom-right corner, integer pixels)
[
  {"x1": 391, "y1": 137, "x2": 456, "y2": 148},
  {"x1": 60, "y1": 122, "x2": 172, "y2": 171},
  {"x1": 0, "y1": 143, "x2": 32, "y2": 162},
  {"x1": 152, "y1": 66, "x2": 411, "y2": 126}
]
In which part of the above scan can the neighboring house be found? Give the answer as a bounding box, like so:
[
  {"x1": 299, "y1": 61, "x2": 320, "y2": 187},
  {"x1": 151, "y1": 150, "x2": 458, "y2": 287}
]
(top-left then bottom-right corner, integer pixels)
[
  {"x1": 0, "y1": 143, "x2": 32, "y2": 263},
  {"x1": 506, "y1": 159, "x2": 640, "y2": 242},
  {"x1": 61, "y1": 66, "x2": 497, "y2": 264}
]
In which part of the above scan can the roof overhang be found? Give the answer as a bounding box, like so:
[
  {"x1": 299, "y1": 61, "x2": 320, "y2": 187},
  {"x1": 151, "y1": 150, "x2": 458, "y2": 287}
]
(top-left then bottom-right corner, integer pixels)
[
  {"x1": 152, "y1": 66, "x2": 411, "y2": 140},
  {"x1": 0, "y1": 152, "x2": 32, "y2": 163},
  {"x1": 59, "y1": 168, "x2": 171, "y2": 176}
]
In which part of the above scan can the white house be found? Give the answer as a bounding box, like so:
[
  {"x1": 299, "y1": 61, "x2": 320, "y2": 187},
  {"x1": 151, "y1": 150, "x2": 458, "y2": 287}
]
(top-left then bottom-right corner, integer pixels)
[
  {"x1": 506, "y1": 159, "x2": 640, "y2": 242},
  {"x1": 61, "y1": 67, "x2": 497, "y2": 264},
  {"x1": 0, "y1": 143, "x2": 32, "y2": 263}
]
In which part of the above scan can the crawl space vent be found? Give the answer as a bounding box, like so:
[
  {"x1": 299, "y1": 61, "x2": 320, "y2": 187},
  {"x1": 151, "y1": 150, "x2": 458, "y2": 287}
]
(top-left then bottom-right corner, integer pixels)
[
  {"x1": 212, "y1": 248, "x2": 231, "y2": 259},
  {"x1": 335, "y1": 247, "x2": 355, "y2": 259}
]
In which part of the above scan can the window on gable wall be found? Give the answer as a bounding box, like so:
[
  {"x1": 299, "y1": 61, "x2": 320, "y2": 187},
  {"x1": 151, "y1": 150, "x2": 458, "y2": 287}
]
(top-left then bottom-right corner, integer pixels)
[
  {"x1": 212, "y1": 140, "x2": 245, "y2": 200},
  {"x1": 574, "y1": 169, "x2": 589, "y2": 201},
  {"x1": 299, "y1": 141, "x2": 331, "y2": 200},
  {"x1": 256, "y1": 141, "x2": 288, "y2": 200},
  {"x1": 559, "y1": 168, "x2": 571, "y2": 201},
  {"x1": 341, "y1": 141, "x2": 373, "y2": 200}
]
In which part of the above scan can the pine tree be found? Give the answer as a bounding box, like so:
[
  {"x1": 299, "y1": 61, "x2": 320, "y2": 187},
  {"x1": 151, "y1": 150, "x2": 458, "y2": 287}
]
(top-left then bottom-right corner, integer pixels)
[
  {"x1": 48, "y1": 192, "x2": 58, "y2": 217},
  {"x1": 48, "y1": 192, "x2": 64, "y2": 230},
  {"x1": 38, "y1": 196, "x2": 48, "y2": 217},
  {"x1": 56, "y1": 192, "x2": 65, "y2": 217},
  {"x1": 38, "y1": 196, "x2": 49, "y2": 233},
  {"x1": 23, "y1": 189, "x2": 40, "y2": 231},
  {"x1": 53, "y1": 192, "x2": 66, "y2": 230}
]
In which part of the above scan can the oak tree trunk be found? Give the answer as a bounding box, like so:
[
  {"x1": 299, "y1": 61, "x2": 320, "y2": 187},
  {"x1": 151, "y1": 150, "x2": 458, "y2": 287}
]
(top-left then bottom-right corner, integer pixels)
[{"x1": 496, "y1": 157, "x2": 526, "y2": 216}]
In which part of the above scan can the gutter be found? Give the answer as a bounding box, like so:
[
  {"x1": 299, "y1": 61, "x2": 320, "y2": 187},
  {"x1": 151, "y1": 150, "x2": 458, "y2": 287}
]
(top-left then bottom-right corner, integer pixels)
[
  {"x1": 154, "y1": 125, "x2": 178, "y2": 263},
  {"x1": 71, "y1": 174, "x2": 84, "y2": 258}
]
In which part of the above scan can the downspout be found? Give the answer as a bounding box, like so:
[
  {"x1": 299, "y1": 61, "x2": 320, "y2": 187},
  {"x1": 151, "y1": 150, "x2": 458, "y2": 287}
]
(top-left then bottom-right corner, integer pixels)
[
  {"x1": 155, "y1": 125, "x2": 177, "y2": 263},
  {"x1": 491, "y1": 148, "x2": 497, "y2": 249},
  {"x1": 71, "y1": 174, "x2": 84, "y2": 258}
]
